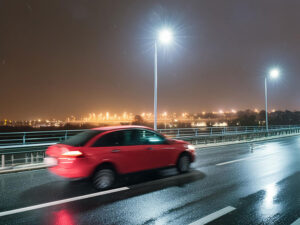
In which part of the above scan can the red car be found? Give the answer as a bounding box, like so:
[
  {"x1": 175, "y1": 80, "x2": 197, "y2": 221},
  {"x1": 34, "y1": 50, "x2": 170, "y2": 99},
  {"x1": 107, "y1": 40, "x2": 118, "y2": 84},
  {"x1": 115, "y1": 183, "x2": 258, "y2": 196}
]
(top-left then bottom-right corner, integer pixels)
[{"x1": 45, "y1": 126, "x2": 196, "y2": 190}]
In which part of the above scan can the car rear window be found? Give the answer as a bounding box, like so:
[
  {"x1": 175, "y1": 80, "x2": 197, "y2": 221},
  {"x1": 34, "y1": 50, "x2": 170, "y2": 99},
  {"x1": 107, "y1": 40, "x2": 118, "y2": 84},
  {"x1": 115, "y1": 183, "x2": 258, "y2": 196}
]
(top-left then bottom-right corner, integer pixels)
[{"x1": 61, "y1": 130, "x2": 104, "y2": 147}]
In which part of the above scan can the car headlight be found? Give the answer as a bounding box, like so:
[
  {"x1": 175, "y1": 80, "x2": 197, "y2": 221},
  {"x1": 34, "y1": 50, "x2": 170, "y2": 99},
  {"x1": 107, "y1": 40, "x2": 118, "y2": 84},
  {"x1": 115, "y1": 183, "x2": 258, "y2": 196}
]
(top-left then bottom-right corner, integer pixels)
[{"x1": 187, "y1": 144, "x2": 195, "y2": 150}]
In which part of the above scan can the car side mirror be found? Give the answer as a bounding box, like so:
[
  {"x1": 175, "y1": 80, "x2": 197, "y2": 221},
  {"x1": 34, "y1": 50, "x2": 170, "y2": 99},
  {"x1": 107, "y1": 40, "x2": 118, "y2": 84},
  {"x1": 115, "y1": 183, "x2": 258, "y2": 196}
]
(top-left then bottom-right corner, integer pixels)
[{"x1": 166, "y1": 139, "x2": 174, "y2": 144}]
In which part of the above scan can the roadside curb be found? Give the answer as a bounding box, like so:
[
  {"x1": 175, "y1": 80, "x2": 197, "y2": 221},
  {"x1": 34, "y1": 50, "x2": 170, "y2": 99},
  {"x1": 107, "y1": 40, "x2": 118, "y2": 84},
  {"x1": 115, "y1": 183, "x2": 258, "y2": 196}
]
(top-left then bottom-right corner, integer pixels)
[
  {"x1": 0, "y1": 164, "x2": 48, "y2": 175},
  {"x1": 0, "y1": 143, "x2": 57, "y2": 149}
]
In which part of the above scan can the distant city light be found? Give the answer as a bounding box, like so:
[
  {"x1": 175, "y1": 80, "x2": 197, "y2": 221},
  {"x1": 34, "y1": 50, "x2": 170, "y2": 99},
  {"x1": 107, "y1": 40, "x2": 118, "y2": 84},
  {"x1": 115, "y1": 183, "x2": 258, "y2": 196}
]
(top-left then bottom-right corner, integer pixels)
[
  {"x1": 213, "y1": 122, "x2": 228, "y2": 127},
  {"x1": 158, "y1": 28, "x2": 173, "y2": 45},
  {"x1": 3, "y1": 108, "x2": 295, "y2": 129},
  {"x1": 194, "y1": 122, "x2": 207, "y2": 127}
]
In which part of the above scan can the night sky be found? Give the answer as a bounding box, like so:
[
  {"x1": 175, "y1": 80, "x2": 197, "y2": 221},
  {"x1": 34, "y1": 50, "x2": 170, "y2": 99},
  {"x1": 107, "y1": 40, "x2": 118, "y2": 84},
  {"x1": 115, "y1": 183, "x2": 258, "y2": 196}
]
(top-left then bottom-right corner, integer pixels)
[{"x1": 1, "y1": 0, "x2": 300, "y2": 120}]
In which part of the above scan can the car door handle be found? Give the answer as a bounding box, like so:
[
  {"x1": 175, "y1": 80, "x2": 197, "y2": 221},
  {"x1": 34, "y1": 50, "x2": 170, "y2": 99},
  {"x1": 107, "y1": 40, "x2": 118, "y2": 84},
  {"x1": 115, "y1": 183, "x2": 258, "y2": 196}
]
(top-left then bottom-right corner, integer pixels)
[
  {"x1": 162, "y1": 147, "x2": 175, "y2": 150},
  {"x1": 146, "y1": 147, "x2": 154, "y2": 150},
  {"x1": 111, "y1": 149, "x2": 120, "y2": 153}
]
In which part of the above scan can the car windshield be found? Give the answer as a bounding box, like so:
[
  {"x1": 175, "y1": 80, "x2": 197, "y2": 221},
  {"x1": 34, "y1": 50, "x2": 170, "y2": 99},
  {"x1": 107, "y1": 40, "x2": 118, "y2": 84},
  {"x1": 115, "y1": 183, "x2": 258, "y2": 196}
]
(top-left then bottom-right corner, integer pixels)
[{"x1": 61, "y1": 130, "x2": 104, "y2": 147}]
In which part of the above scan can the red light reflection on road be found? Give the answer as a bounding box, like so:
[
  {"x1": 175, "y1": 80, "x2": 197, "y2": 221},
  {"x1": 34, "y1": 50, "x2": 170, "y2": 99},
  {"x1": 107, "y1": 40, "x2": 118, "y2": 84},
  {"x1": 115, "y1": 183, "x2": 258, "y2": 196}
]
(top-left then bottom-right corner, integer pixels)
[{"x1": 53, "y1": 209, "x2": 75, "y2": 225}]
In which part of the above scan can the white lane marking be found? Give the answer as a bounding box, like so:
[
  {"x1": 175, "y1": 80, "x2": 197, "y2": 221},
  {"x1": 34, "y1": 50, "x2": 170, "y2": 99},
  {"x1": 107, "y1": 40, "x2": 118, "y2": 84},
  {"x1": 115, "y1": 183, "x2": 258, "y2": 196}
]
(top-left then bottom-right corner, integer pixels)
[
  {"x1": 291, "y1": 218, "x2": 300, "y2": 225},
  {"x1": 189, "y1": 206, "x2": 236, "y2": 225},
  {"x1": 216, "y1": 148, "x2": 287, "y2": 166},
  {"x1": 0, "y1": 187, "x2": 129, "y2": 217},
  {"x1": 216, "y1": 157, "x2": 252, "y2": 166}
]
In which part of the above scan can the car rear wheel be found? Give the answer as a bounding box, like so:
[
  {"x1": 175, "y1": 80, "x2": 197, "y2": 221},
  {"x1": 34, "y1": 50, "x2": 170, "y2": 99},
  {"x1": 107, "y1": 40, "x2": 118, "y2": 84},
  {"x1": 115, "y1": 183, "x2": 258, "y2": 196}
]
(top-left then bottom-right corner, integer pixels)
[
  {"x1": 92, "y1": 168, "x2": 115, "y2": 190},
  {"x1": 177, "y1": 154, "x2": 190, "y2": 173}
]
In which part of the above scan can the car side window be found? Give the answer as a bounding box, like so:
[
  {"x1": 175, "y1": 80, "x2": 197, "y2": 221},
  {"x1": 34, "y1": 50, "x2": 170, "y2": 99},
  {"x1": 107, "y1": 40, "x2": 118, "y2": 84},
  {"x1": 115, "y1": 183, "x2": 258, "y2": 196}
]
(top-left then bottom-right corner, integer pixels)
[
  {"x1": 134, "y1": 130, "x2": 166, "y2": 145},
  {"x1": 92, "y1": 131, "x2": 125, "y2": 147}
]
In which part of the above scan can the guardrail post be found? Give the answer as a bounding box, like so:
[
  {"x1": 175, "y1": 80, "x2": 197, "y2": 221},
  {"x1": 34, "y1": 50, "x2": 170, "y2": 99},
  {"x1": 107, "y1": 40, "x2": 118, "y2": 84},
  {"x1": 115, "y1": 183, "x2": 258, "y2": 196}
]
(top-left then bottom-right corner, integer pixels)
[
  {"x1": 195, "y1": 129, "x2": 198, "y2": 136},
  {"x1": 1, "y1": 155, "x2": 4, "y2": 168},
  {"x1": 36, "y1": 152, "x2": 39, "y2": 162},
  {"x1": 31, "y1": 153, "x2": 34, "y2": 164},
  {"x1": 25, "y1": 153, "x2": 28, "y2": 164},
  {"x1": 23, "y1": 133, "x2": 26, "y2": 145},
  {"x1": 65, "y1": 130, "x2": 68, "y2": 140},
  {"x1": 11, "y1": 154, "x2": 14, "y2": 166},
  {"x1": 177, "y1": 129, "x2": 180, "y2": 137}
]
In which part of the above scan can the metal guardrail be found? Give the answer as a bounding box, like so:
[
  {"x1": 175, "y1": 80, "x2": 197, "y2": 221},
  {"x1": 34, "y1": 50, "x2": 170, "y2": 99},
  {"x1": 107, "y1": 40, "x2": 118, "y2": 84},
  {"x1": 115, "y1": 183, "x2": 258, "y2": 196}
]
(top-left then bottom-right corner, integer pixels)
[
  {"x1": 0, "y1": 129, "x2": 86, "y2": 146},
  {"x1": 1, "y1": 125, "x2": 300, "y2": 170},
  {"x1": 158, "y1": 125, "x2": 299, "y2": 138},
  {"x1": 178, "y1": 126, "x2": 300, "y2": 145},
  {"x1": 0, "y1": 125, "x2": 299, "y2": 146},
  {"x1": 1, "y1": 150, "x2": 45, "y2": 169}
]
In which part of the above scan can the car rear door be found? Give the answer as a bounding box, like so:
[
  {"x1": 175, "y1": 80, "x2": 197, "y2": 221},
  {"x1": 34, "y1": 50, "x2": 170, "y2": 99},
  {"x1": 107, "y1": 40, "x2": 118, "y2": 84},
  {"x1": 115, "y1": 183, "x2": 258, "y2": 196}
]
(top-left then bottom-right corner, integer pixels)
[{"x1": 90, "y1": 130, "x2": 151, "y2": 174}]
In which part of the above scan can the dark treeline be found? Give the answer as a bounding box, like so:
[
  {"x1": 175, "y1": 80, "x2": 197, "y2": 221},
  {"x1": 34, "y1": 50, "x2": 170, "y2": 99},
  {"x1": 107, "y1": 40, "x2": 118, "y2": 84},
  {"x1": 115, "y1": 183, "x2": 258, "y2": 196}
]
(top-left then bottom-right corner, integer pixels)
[
  {"x1": 0, "y1": 124, "x2": 96, "y2": 132},
  {"x1": 228, "y1": 110, "x2": 300, "y2": 126}
]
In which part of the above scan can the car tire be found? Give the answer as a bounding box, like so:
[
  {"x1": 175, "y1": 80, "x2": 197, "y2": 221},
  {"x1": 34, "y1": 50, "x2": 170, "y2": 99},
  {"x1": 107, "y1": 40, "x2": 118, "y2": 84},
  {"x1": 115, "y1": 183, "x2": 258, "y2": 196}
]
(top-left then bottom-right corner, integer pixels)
[
  {"x1": 92, "y1": 168, "x2": 115, "y2": 190},
  {"x1": 177, "y1": 154, "x2": 190, "y2": 173}
]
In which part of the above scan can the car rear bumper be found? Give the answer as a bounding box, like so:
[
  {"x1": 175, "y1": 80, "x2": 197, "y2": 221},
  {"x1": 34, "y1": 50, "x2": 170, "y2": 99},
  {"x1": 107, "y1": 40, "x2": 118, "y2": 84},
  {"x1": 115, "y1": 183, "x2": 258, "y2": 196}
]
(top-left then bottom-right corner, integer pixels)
[
  {"x1": 48, "y1": 166, "x2": 90, "y2": 178},
  {"x1": 48, "y1": 159, "x2": 95, "y2": 179}
]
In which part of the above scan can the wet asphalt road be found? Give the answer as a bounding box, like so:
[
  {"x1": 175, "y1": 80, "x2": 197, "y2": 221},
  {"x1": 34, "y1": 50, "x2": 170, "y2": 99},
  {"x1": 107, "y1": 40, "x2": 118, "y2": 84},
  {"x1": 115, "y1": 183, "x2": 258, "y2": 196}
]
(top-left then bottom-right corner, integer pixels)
[{"x1": 0, "y1": 136, "x2": 300, "y2": 225}]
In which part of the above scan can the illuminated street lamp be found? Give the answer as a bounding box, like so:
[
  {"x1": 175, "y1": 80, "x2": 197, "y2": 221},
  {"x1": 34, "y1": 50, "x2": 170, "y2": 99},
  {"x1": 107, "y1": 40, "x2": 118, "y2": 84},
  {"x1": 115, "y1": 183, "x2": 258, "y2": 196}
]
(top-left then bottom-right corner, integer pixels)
[
  {"x1": 153, "y1": 28, "x2": 173, "y2": 130},
  {"x1": 265, "y1": 68, "x2": 280, "y2": 131}
]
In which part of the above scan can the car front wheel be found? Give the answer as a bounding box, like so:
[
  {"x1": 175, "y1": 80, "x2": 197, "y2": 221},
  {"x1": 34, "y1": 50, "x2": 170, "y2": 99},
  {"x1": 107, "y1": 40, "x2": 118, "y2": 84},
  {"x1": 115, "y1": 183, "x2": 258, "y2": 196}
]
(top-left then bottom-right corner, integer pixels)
[
  {"x1": 177, "y1": 154, "x2": 190, "y2": 173},
  {"x1": 92, "y1": 168, "x2": 115, "y2": 190}
]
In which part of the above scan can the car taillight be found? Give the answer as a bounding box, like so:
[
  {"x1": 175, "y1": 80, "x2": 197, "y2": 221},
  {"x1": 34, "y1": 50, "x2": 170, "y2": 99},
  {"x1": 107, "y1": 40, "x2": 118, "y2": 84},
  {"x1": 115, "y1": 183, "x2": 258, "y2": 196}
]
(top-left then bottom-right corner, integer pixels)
[{"x1": 61, "y1": 151, "x2": 83, "y2": 158}]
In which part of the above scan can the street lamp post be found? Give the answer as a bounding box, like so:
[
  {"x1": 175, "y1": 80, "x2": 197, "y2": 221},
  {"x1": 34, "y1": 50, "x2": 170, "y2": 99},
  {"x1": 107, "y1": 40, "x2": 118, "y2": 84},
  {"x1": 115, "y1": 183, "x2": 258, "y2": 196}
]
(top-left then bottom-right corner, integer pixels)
[
  {"x1": 265, "y1": 68, "x2": 280, "y2": 132},
  {"x1": 154, "y1": 40, "x2": 158, "y2": 130},
  {"x1": 265, "y1": 77, "x2": 268, "y2": 131},
  {"x1": 153, "y1": 28, "x2": 173, "y2": 130}
]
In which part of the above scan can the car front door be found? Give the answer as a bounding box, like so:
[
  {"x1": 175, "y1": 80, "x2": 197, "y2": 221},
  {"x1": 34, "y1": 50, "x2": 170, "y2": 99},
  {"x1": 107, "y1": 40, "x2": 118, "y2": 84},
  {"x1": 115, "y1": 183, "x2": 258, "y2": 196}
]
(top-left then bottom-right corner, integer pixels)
[{"x1": 134, "y1": 129, "x2": 174, "y2": 169}]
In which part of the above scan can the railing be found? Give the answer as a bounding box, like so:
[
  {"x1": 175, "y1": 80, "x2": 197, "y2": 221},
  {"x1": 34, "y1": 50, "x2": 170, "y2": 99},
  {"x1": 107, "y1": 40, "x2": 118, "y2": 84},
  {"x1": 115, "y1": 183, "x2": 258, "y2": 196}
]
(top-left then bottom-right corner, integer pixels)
[
  {"x1": 0, "y1": 125, "x2": 299, "y2": 146},
  {"x1": 176, "y1": 126, "x2": 300, "y2": 145},
  {"x1": 0, "y1": 129, "x2": 86, "y2": 146},
  {"x1": 1, "y1": 125, "x2": 300, "y2": 170},
  {"x1": 1, "y1": 150, "x2": 45, "y2": 169}
]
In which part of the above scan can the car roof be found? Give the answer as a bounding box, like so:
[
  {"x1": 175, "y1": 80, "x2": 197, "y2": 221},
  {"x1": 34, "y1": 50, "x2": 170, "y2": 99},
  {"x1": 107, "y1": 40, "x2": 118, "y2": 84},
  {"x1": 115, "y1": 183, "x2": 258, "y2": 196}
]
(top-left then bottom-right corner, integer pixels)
[{"x1": 91, "y1": 125, "x2": 153, "y2": 131}]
